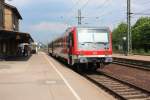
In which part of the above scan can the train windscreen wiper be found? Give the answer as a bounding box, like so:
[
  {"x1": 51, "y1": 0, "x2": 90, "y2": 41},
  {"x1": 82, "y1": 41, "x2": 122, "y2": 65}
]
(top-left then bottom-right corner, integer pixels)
[{"x1": 95, "y1": 42, "x2": 108, "y2": 44}]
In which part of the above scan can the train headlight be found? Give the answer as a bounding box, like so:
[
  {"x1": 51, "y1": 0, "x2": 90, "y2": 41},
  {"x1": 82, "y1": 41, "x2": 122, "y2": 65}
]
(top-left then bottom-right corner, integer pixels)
[
  {"x1": 104, "y1": 44, "x2": 109, "y2": 50},
  {"x1": 105, "y1": 57, "x2": 113, "y2": 63},
  {"x1": 72, "y1": 55, "x2": 78, "y2": 59},
  {"x1": 80, "y1": 57, "x2": 88, "y2": 63}
]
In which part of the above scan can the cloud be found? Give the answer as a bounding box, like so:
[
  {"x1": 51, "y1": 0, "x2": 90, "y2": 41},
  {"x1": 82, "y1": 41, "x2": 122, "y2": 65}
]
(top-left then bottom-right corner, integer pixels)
[
  {"x1": 7, "y1": 0, "x2": 150, "y2": 43},
  {"x1": 6, "y1": 0, "x2": 31, "y2": 7},
  {"x1": 131, "y1": 2, "x2": 150, "y2": 13},
  {"x1": 29, "y1": 22, "x2": 68, "y2": 33},
  {"x1": 6, "y1": 0, "x2": 73, "y2": 8},
  {"x1": 22, "y1": 22, "x2": 68, "y2": 43}
]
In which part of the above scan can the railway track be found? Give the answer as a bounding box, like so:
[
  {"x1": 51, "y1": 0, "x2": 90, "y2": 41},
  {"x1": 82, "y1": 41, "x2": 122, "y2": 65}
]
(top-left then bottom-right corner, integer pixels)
[
  {"x1": 50, "y1": 55, "x2": 150, "y2": 99},
  {"x1": 84, "y1": 71, "x2": 150, "y2": 100},
  {"x1": 113, "y1": 57, "x2": 150, "y2": 71}
]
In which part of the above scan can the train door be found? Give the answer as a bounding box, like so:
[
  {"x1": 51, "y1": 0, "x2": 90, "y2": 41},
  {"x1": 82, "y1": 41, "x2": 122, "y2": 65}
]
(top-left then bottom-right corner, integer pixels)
[
  {"x1": 68, "y1": 32, "x2": 73, "y2": 65},
  {"x1": 51, "y1": 41, "x2": 54, "y2": 55}
]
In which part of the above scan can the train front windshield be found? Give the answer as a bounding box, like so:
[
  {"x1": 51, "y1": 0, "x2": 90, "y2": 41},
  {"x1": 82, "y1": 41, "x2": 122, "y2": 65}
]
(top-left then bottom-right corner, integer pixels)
[{"x1": 77, "y1": 28, "x2": 109, "y2": 50}]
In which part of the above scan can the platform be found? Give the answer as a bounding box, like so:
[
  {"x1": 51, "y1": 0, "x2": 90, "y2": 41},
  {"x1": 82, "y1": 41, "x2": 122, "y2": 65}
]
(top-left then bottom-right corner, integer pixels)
[
  {"x1": 113, "y1": 54, "x2": 150, "y2": 62},
  {"x1": 0, "y1": 52, "x2": 114, "y2": 100}
]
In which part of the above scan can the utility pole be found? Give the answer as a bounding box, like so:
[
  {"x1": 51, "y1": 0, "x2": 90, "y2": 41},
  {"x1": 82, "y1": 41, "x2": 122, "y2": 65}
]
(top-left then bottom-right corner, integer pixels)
[
  {"x1": 127, "y1": 0, "x2": 132, "y2": 55},
  {"x1": 77, "y1": 9, "x2": 85, "y2": 25},
  {"x1": 78, "y1": 9, "x2": 81, "y2": 25}
]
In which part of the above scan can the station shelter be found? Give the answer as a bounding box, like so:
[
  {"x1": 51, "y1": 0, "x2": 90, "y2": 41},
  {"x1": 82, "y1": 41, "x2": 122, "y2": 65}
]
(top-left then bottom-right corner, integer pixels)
[{"x1": 0, "y1": 30, "x2": 33, "y2": 59}]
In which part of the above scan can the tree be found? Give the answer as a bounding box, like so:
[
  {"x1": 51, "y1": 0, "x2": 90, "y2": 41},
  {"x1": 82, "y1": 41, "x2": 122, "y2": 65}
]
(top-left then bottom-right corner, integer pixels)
[
  {"x1": 132, "y1": 17, "x2": 150, "y2": 52},
  {"x1": 112, "y1": 22, "x2": 127, "y2": 51}
]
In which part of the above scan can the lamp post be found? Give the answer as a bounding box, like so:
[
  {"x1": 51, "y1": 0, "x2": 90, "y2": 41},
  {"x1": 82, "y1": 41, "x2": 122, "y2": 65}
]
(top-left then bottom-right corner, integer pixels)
[{"x1": 123, "y1": 36, "x2": 127, "y2": 56}]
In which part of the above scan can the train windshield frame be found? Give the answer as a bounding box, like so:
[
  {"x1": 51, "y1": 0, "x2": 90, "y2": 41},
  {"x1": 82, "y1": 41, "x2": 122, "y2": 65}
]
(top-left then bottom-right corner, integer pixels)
[{"x1": 77, "y1": 28, "x2": 110, "y2": 50}]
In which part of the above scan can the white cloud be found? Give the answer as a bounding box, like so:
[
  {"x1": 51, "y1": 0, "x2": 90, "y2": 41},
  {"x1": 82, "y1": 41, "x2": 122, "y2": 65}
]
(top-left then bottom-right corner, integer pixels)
[
  {"x1": 7, "y1": 0, "x2": 149, "y2": 43},
  {"x1": 29, "y1": 22, "x2": 68, "y2": 33},
  {"x1": 6, "y1": 0, "x2": 31, "y2": 7},
  {"x1": 6, "y1": 0, "x2": 72, "y2": 7}
]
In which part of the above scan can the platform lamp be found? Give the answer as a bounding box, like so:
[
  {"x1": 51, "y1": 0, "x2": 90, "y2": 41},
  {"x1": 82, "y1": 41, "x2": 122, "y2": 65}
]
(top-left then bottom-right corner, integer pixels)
[{"x1": 123, "y1": 37, "x2": 127, "y2": 56}]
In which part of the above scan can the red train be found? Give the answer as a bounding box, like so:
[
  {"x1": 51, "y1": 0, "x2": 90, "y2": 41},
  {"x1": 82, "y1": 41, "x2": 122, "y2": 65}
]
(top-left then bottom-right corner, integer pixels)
[{"x1": 48, "y1": 26, "x2": 112, "y2": 70}]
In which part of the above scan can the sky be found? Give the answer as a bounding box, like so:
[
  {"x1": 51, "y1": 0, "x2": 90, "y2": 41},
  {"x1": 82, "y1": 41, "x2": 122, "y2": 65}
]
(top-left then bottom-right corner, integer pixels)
[{"x1": 6, "y1": 0, "x2": 150, "y2": 44}]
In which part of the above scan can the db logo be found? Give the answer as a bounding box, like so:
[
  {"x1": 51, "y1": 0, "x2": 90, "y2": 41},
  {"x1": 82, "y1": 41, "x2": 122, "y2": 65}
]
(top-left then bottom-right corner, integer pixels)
[{"x1": 93, "y1": 52, "x2": 97, "y2": 55}]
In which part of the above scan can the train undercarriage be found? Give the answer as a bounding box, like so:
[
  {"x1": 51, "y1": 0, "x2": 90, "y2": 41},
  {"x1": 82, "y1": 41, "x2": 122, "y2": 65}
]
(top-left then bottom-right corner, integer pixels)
[{"x1": 68, "y1": 56, "x2": 113, "y2": 72}]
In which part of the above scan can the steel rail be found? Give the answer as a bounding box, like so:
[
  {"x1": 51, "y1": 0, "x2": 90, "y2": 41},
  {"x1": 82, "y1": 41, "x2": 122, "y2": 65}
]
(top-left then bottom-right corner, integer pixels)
[
  {"x1": 113, "y1": 57, "x2": 150, "y2": 71},
  {"x1": 83, "y1": 71, "x2": 150, "y2": 100}
]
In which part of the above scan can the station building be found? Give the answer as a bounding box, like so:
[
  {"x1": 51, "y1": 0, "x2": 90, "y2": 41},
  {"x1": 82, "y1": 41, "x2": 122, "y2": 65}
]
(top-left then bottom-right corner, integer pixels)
[{"x1": 0, "y1": 0, "x2": 33, "y2": 59}]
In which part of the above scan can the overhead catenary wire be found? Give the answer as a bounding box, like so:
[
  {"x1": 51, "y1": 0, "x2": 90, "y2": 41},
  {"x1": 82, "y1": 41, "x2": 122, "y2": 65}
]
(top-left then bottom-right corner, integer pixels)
[
  {"x1": 69, "y1": 0, "x2": 81, "y2": 12},
  {"x1": 133, "y1": 13, "x2": 150, "y2": 16},
  {"x1": 63, "y1": 0, "x2": 150, "y2": 28},
  {"x1": 95, "y1": 0, "x2": 125, "y2": 20},
  {"x1": 79, "y1": 0, "x2": 112, "y2": 25},
  {"x1": 80, "y1": 0, "x2": 90, "y2": 10},
  {"x1": 134, "y1": 0, "x2": 150, "y2": 5},
  {"x1": 96, "y1": 0, "x2": 110, "y2": 10},
  {"x1": 131, "y1": 0, "x2": 150, "y2": 16},
  {"x1": 64, "y1": 0, "x2": 91, "y2": 26},
  {"x1": 133, "y1": 8, "x2": 150, "y2": 16},
  {"x1": 61, "y1": 0, "x2": 81, "y2": 26},
  {"x1": 80, "y1": 0, "x2": 126, "y2": 26}
]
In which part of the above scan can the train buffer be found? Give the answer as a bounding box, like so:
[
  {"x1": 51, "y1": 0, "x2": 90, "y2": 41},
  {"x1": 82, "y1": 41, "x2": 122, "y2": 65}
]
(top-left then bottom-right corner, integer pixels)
[{"x1": 0, "y1": 52, "x2": 114, "y2": 100}]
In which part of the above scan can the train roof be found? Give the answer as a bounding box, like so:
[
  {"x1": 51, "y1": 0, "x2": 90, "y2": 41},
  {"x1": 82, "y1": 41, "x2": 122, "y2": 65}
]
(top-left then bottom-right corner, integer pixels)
[
  {"x1": 69, "y1": 26, "x2": 110, "y2": 30},
  {"x1": 65, "y1": 26, "x2": 110, "y2": 32},
  {"x1": 77, "y1": 26, "x2": 109, "y2": 28}
]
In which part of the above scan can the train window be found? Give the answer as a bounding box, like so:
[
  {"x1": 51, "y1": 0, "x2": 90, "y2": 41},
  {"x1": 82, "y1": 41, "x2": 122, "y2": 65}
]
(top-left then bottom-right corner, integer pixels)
[
  {"x1": 94, "y1": 33, "x2": 108, "y2": 43},
  {"x1": 77, "y1": 29, "x2": 109, "y2": 43},
  {"x1": 77, "y1": 28, "x2": 110, "y2": 50}
]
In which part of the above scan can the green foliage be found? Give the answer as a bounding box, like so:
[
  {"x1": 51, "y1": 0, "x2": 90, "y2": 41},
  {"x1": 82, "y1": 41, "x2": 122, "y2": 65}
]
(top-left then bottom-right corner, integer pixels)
[
  {"x1": 112, "y1": 22, "x2": 127, "y2": 50},
  {"x1": 132, "y1": 17, "x2": 150, "y2": 52},
  {"x1": 113, "y1": 17, "x2": 150, "y2": 53}
]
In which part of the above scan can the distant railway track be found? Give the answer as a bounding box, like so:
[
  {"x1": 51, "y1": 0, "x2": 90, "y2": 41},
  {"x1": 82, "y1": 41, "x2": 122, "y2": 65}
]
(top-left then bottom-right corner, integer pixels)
[
  {"x1": 113, "y1": 57, "x2": 150, "y2": 71},
  {"x1": 84, "y1": 71, "x2": 150, "y2": 100}
]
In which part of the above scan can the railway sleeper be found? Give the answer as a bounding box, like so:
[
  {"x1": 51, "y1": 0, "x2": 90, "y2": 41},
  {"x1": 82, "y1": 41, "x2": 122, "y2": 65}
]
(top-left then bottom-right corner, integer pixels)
[
  {"x1": 90, "y1": 75, "x2": 109, "y2": 79},
  {"x1": 110, "y1": 87, "x2": 132, "y2": 91},
  {"x1": 123, "y1": 93, "x2": 149, "y2": 100},
  {"x1": 107, "y1": 85, "x2": 127, "y2": 88},
  {"x1": 96, "y1": 78, "x2": 115, "y2": 82},
  {"x1": 98, "y1": 80, "x2": 116, "y2": 83},
  {"x1": 101, "y1": 82, "x2": 122, "y2": 86},
  {"x1": 118, "y1": 91, "x2": 143, "y2": 95},
  {"x1": 89, "y1": 78, "x2": 115, "y2": 83},
  {"x1": 114, "y1": 89, "x2": 137, "y2": 93},
  {"x1": 130, "y1": 96, "x2": 150, "y2": 100},
  {"x1": 97, "y1": 79, "x2": 115, "y2": 83},
  {"x1": 90, "y1": 76, "x2": 110, "y2": 80},
  {"x1": 98, "y1": 81, "x2": 125, "y2": 85}
]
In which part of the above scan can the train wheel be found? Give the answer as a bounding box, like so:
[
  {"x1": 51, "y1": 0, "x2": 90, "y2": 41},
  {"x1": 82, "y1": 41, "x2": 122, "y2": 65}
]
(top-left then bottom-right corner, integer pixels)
[
  {"x1": 83, "y1": 63, "x2": 96, "y2": 72},
  {"x1": 97, "y1": 63, "x2": 104, "y2": 69},
  {"x1": 90, "y1": 63, "x2": 97, "y2": 72},
  {"x1": 74, "y1": 64, "x2": 83, "y2": 73}
]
